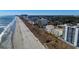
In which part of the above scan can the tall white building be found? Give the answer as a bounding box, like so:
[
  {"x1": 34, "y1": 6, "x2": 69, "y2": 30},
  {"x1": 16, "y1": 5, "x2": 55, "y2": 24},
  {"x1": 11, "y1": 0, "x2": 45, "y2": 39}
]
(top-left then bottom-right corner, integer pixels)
[{"x1": 63, "y1": 24, "x2": 79, "y2": 47}]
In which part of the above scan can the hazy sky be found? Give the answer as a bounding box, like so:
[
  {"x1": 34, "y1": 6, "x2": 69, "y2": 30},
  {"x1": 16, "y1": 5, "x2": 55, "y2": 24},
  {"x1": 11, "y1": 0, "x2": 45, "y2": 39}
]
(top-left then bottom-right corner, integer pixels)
[{"x1": 0, "y1": 10, "x2": 79, "y2": 16}]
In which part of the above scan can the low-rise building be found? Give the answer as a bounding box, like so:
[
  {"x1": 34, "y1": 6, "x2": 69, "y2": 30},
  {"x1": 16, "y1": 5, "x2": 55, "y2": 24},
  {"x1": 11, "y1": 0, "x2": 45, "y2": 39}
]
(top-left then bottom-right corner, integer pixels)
[
  {"x1": 52, "y1": 28, "x2": 63, "y2": 37},
  {"x1": 35, "y1": 18, "x2": 48, "y2": 27},
  {"x1": 28, "y1": 20, "x2": 34, "y2": 24},
  {"x1": 45, "y1": 25, "x2": 54, "y2": 33},
  {"x1": 45, "y1": 25, "x2": 63, "y2": 37}
]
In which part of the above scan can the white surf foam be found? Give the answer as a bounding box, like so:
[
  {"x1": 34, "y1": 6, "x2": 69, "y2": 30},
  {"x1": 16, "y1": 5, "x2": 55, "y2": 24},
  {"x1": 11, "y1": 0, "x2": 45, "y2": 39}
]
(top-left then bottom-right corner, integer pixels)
[
  {"x1": 0, "y1": 26, "x2": 6, "y2": 28},
  {"x1": 0, "y1": 17, "x2": 16, "y2": 42}
]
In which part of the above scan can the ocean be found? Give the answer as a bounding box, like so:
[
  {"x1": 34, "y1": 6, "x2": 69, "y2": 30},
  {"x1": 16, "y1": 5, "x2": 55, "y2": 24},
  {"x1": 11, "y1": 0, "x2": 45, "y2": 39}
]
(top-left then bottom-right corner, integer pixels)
[{"x1": 0, "y1": 15, "x2": 15, "y2": 34}]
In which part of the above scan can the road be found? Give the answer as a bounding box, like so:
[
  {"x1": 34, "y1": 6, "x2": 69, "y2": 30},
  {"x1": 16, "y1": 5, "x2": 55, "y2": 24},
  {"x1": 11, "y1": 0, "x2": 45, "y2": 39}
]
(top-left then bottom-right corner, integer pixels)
[{"x1": 13, "y1": 17, "x2": 45, "y2": 49}]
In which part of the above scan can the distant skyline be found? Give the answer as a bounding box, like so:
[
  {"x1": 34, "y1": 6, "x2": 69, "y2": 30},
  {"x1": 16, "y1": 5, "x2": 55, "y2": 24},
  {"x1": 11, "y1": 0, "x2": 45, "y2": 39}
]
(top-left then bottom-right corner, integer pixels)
[{"x1": 0, "y1": 10, "x2": 79, "y2": 16}]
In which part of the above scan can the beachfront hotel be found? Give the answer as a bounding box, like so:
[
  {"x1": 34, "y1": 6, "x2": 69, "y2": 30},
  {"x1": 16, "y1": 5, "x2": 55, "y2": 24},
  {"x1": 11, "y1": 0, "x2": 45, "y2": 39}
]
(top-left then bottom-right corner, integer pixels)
[{"x1": 63, "y1": 24, "x2": 79, "y2": 47}]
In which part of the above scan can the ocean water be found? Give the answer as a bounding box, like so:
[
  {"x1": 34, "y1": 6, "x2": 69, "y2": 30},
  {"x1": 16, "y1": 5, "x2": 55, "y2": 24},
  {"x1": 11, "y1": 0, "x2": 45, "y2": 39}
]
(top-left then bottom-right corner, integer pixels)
[{"x1": 0, "y1": 15, "x2": 15, "y2": 34}]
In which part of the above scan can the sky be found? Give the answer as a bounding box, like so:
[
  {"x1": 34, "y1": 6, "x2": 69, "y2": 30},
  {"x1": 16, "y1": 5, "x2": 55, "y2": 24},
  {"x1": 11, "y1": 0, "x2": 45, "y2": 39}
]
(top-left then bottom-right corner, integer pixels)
[{"x1": 0, "y1": 10, "x2": 79, "y2": 16}]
